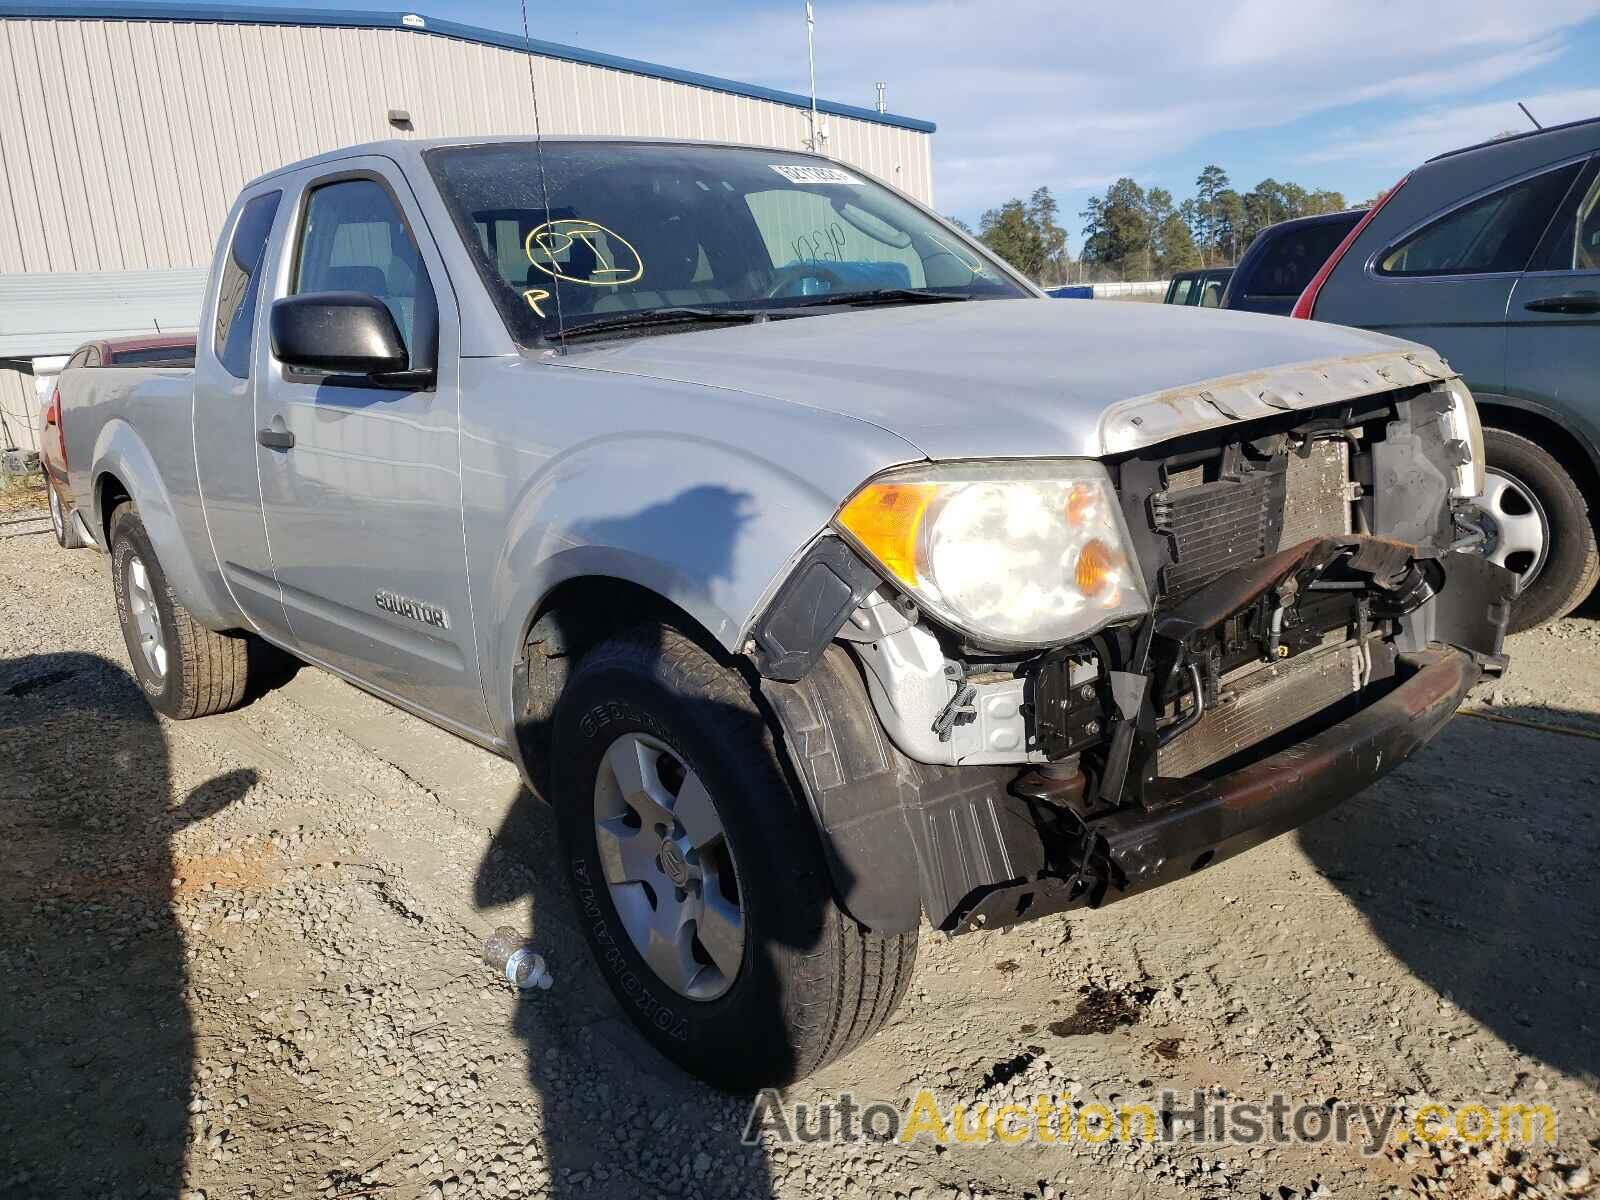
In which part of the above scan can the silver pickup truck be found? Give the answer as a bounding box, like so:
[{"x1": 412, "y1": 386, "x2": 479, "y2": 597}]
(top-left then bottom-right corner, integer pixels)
[{"x1": 58, "y1": 136, "x2": 1514, "y2": 1087}]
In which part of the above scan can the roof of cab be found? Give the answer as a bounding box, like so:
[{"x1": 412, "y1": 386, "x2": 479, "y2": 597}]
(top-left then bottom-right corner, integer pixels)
[{"x1": 243, "y1": 135, "x2": 845, "y2": 192}]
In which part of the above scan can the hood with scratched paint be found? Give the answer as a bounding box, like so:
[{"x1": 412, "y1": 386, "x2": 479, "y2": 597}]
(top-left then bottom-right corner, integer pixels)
[{"x1": 554, "y1": 298, "x2": 1443, "y2": 460}]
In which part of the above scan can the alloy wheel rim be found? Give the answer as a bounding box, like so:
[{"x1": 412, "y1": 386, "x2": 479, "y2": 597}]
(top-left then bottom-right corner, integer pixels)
[
  {"x1": 592, "y1": 732, "x2": 745, "y2": 1000},
  {"x1": 125, "y1": 554, "x2": 168, "y2": 678},
  {"x1": 1478, "y1": 469, "x2": 1549, "y2": 594},
  {"x1": 49, "y1": 487, "x2": 63, "y2": 541}
]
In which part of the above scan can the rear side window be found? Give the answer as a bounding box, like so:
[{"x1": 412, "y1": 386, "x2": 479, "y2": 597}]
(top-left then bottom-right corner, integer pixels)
[
  {"x1": 1168, "y1": 277, "x2": 1193, "y2": 304},
  {"x1": 112, "y1": 346, "x2": 197, "y2": 367},
  {"x1": 1378, "y1": 164, "x2": 1580, "y2": 277},
  {"x1": 1241, "y1": 216, "x2": 1358, "y2": 297},
  {"x1": 214, "y1": 191, "x2": 283, "y2": 378}
]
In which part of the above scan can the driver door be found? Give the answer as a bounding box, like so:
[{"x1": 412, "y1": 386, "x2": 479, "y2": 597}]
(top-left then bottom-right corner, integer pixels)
[{"x1": 254, "y1": 160, "x2": 489, "y2": 736}]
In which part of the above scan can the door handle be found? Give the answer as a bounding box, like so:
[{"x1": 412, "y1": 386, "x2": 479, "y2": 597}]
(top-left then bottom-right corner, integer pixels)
[
  {"x1": 1524, "y1": 291, "x2": 1600, "y2": 314},
  {"x1": 257, "y1": 427, "x2": 295, "y2": 450}
]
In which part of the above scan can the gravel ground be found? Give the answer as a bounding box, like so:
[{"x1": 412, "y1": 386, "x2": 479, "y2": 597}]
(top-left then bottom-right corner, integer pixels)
[{"x1": 2, "y1": 501, "x2": 1598, "y2": 1200}]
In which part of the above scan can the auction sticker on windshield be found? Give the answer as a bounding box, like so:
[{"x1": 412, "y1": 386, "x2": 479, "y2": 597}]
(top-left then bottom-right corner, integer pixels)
[{"x1": 769, "y1": 164, "x2": 863, "y2": 185}]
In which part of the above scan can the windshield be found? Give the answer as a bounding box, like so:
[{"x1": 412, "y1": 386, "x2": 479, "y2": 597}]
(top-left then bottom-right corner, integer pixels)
[{"x1": 425, "y1": 141, "x2": 1027, "y2": 343}]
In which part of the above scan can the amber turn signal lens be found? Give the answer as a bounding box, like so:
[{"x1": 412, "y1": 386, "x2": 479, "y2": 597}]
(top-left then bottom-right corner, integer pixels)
[
  {"x1": 1075, "y1": 538, "x2": 1116, "y2": 596},
  {"x1": 1064, "y1": 481, "x2": 1097, "y2": 526},
  {"x1": 836, "y1": 482, "x2": 936, "y2": 586}
]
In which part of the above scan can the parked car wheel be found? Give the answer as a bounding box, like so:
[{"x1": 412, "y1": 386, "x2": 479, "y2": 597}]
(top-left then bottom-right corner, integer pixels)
[
  {"x1": 109, "y1": 504, "x2": 252, "y2": 718},
  {"x1": 1477, "y1": 427, "x2": 1600, "y2": 632},
  {"x1": 48, "y1": 482, "x2": 86, "y2": 549},
  {"x1": 550, "y1": 625, "x2": 918, "y2": 1088}
]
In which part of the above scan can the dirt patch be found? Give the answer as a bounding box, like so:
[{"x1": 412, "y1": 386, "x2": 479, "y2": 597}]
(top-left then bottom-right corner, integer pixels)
[
  {"x1": 1047, "y1": 983, "x2": 1157, "y2": 1037},
  {"x1": 1148, "y1": 1035, "x2": 1187, "y2": 1061},
  {"x1": 0, "y1": 473, "x2": 47, "y2": 515},
  {"x1": 170, "y1": 842, "x2": 285, "y2": 895}
]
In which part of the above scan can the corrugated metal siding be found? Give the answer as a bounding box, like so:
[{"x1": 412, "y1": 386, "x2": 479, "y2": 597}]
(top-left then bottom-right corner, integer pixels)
[
  {"x1": 0, "y1": 15, "x2": 935, "y2": 278},
  {"x1": 0, "y1": 266, "x2": 207, "y2": 355},
  {"x1": 1, "y1": 366, "x2": 40, "y2": 452}
]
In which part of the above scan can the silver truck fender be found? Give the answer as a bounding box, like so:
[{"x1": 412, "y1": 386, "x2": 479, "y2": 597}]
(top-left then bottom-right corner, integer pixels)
[
  {"x1": 482, "y1": 433, "x2": 856, "y2": 744},
  {"x1": 91, "y1": 418, "x2": 238, "y2": 631}
]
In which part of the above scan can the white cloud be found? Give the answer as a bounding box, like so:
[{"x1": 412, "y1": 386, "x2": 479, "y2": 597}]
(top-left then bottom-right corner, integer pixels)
[
  {"x1": 605, "y1": 0, "x2": 1600, "y2": 215},
  {"x1": 1299, "y1": 88, "x2": 1600, "y2": 167}
]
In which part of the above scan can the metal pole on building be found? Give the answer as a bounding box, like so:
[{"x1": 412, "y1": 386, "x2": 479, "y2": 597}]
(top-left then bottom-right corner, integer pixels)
[
  {"x1": 805, "y1": 2, "x2": 820, "y2": 150},
  {"x1": 875, "y1": 81, "x2": 886, "y2": 113}
]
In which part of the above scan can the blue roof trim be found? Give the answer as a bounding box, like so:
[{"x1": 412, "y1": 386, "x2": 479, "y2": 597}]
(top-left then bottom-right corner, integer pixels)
[{"x1": 0, "y1": 2, "x2": 937, "y2": 134}]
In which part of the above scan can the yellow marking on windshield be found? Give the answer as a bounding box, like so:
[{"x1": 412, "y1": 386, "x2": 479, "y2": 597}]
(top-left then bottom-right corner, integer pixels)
[
  {"x1": 522, "y1": 288, "x2": 551, "y2": 317},
  {"x1": 524, "y1": 218, "x2": 645, "y2": 287}
]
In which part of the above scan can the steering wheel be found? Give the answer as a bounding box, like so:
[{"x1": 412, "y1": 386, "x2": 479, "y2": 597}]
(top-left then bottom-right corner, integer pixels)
[{"x1": 765, "y1": 261, "x2": 849, "y2": 300}]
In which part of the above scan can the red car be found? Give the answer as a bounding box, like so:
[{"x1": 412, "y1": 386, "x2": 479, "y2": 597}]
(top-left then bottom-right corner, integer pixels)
[{"x1": 39, "y1": 333, "x2": 196, "y2": 549}]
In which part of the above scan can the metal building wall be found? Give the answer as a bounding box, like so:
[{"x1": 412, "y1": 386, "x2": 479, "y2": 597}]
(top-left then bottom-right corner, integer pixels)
[
  {"x1": 0, "y1": 14, "x2": 936, "y2": 278},
  {"x1": 1, "y1": 367, "x2": 38, "y2": 452}
]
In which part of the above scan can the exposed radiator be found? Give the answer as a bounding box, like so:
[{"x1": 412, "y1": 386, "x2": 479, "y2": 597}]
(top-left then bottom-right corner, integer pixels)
[
  {"x1": 1150, "y1": 473, "x2": 1276, "y2": 599},
  {"x1": 1150, "y1": 439, "x2": 1351, "y2": 600},
  {"x1": 1281, "y1": 439, "x2": 1352, "y2": 548},
  {"x1": 1156, "y1": 638, "x2": 1366, "y2": 779}
]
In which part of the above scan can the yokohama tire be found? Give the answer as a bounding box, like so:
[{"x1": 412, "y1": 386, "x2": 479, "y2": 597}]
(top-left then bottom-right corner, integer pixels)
[
  {"x1": 109, "y1": 504, "x2": 251, "y2": 719},
  {"x1": 49, "y1": 482, "x2": 87, "y2": 549},
  {"x1": 550, "y1": 625, "x2": 918, "y2": 1088}
]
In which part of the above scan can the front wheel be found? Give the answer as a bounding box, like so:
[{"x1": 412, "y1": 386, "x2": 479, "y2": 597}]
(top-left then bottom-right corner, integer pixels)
[
  {"x1": 1476, "y1": 428, "x2": 1599, "y2": 632},
  {"x1": 550, "y1": 626, "x2": 918, "y2": 1088},
  {"x1": 109, "y1": 504, "x2": 252, "y2": 718}
]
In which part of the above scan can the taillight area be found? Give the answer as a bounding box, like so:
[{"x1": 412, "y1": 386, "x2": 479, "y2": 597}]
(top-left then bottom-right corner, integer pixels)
[
  {"x1": 1290, "y1": 173, "x2": 1409, "y2": 321},
  {"x1": 47, "y1": 385, "x2": 68, "y2": 469}
]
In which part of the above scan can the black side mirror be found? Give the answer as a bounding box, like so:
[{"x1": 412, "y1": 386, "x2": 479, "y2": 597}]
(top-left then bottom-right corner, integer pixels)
[{"x1": 270, "y1": 291, "x2": 408, "y2": 376}]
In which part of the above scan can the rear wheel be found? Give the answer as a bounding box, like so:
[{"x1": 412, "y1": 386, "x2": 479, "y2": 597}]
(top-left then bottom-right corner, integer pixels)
[
  {"x1": 550, "y1": 625, "x2": 918, "y2": 1088},
  {"x1": 1477, "y1": 428, "x2": 1599, "y2": 632},
  {"x1": 48, "y1": 483, "x2": 86, "y2": 549},
  {"x1": 109, "y1": 504, "x2": 252, "y2": 718}
]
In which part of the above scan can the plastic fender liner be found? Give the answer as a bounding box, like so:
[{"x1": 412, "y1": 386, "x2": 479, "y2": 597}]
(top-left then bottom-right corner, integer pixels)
[
  {"x1": 761, "y1": 644, "x2": 1042, "y2": 934},
  {"x1": 1398, "y1": 549, "x2": 1515, "y2": 668},
  {"x1": 749, "y1": 535, "x2": 883, "y2": 682}
]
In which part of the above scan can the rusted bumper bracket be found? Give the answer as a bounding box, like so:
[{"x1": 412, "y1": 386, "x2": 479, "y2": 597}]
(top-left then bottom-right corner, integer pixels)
[{"x1": 955, "y1": 647, "x2": 1477, "y2": 932}]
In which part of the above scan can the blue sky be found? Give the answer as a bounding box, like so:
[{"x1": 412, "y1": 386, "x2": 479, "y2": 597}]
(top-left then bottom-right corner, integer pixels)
[{"x1": 244, "y1": 1, "x2": 1600, "y2": 240}]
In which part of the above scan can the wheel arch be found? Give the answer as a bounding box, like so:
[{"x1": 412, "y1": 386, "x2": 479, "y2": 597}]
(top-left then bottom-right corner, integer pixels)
[
  {"x1": 89, "y1": 421, "x2": 237, "y2": 630},
  {"x1": 505, "y1": 568, "x2": 751, "y2": 800},
  {"x1": 1474, "y1": 397, "x2": 1600, "y2": 518}
]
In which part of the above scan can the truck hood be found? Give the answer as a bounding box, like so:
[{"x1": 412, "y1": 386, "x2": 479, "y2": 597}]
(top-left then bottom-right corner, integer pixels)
[{"x1": 555, "y1": 298, "x2": 1454, "y2": 460}]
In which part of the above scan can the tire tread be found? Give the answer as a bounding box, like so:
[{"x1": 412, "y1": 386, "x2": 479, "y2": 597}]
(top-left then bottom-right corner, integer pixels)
[
  {"x1": 562, "y1": 624, "x2": 918, "y2": 1085},
  {"x1": 109, "y1": 503, "x2": 250, "y2": 719}
]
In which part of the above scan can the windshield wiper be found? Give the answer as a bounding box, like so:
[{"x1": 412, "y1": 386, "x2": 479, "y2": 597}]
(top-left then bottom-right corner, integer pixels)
[
  {"x1": 559, "y1": 307, "x2": 772, "y2": 340},
  {"x1": 783, "y1": 288, "x2": 976, "y2": 309}
]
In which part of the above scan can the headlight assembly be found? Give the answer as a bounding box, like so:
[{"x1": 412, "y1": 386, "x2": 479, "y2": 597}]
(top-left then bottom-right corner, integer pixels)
[
  {"x1": 1443, "y1": 379, "x2": 1486, "y2": 500},
  {"x1": 834, "y1": 459, "x2": 1150, "y2": 648}
]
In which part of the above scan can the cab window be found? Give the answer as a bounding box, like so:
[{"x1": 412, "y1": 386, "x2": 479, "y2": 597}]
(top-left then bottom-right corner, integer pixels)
[
  {"x1": 293, "y1": 178, "x2": 437, "y2": 370},
  {"x1": 1530, "y1": 165, "x2": 1600, "y2": 272}
]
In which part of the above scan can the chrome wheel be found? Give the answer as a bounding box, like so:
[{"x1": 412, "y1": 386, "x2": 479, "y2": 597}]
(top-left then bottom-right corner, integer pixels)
[
  {"x1": 48, "y1": 486, "x2": 64, "y2": 542},
  {"x1": 125, "y1": 555, "x2": 168, "y2": 679},
  {"x1": 1479, "y1": 469, "x2": 1549, "y2": 593},
  {"x1": 592, "y1": 732, "x2": 744, "y2": 1000}
]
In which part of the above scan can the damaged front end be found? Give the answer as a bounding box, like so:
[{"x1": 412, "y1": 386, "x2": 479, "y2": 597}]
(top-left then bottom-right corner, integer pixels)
[{"x1": 754, "y1": 352, "x2": 1515, "y2": 938}]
